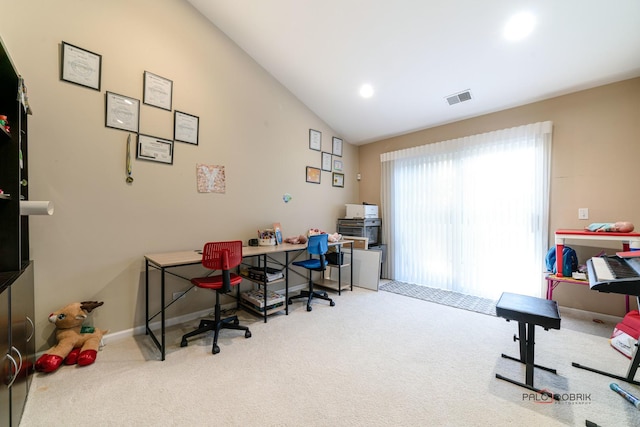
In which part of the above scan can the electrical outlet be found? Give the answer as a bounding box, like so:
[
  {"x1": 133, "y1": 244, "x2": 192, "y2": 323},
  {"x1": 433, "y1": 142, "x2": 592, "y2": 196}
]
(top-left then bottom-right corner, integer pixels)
[
  {"x1": 578, "y1": 208, "x2": 589, "y2": 220},
  {"x1": 172, "y1": 291, "x2": 186, "y2": 301}
]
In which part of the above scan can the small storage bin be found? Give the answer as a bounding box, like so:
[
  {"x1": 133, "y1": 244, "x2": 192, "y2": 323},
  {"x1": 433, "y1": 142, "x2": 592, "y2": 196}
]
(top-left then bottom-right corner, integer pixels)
[{"x1": 326, "y1": 252, "x2": 344, "y2": 265}]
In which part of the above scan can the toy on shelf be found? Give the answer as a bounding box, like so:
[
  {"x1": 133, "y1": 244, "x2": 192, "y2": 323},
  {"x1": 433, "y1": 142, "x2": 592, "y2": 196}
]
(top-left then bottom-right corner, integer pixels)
[{"x1": 585, "y1": 222, "x2": 635, "y2": 233}]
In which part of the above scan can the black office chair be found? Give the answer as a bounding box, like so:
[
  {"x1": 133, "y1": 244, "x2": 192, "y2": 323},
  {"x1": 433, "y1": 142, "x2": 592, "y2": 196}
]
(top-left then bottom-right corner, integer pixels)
[
  {"x1": 180, "y1": 241, "x2": 251, "y2": 354},
  {"x1": 288, "y1": 233, "x2": 335, "y2": 311}
]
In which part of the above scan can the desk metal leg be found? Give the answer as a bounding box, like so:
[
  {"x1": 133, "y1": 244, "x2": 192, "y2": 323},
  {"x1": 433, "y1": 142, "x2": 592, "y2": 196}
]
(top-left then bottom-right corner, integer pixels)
[
  {"x1": 160, "y1": 266, "x2": 166, "y2": 361},
  {"x1": 145, "y1": 260, "x2": 150, "y2": 336},
  {"x1": 285, "y1": 251, "x2": 289, "y2": 315}
]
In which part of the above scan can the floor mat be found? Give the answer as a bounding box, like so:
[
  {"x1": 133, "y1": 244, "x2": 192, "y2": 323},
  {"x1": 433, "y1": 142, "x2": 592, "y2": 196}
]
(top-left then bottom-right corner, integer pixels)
[{"x1": 379, "y1": 281, "x2": 497, "y2": 316}]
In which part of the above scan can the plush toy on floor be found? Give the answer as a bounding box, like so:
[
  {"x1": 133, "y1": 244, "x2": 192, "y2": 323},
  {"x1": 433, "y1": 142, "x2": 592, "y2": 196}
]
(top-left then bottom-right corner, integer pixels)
[{"x1": 35, "y1": 301, "x2": 107, "y2": 373}]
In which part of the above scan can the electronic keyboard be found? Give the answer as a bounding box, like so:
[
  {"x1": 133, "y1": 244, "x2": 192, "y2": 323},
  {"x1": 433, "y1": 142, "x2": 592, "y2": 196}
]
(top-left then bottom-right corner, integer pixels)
[{"x1": 586, "y1": 256, "x2": 640, "y2": 296}]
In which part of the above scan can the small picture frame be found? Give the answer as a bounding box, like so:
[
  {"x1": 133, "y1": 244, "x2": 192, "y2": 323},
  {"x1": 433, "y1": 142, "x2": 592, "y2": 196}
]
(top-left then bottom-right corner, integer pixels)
[
  {"x1": 309, "y1": 129, "x2": 321, "y2": 151},
  {"x1": 321, "y1": 152, "x2": 332, "y2": 171},
  {"x1": 143, "y1": 71, "x2": 173, "y2": 111},
  {"x1": 333, "y1": 159, "x2": 343, "y2": 172},
  {"x1": 306, "y1": 166, "x2": 321, "y2": 184},
  {"x1": 137, "y1": 134, "x2": 174, "y2": 165},
  {"x1": 105, "y1": 91, "x2": 140, "y2": 133},
  {"x1": 61, "y1": 41, "x2": 102, "y2": 91},
  {"x1": 174, "y1": 111, "x2": 199, "y2": 145},
  {"x1": 332, "y1": 172, "x2": 344, "y2": 188},
  {"x1": 332, "y1": 136, "x2": 343, "y2": 157}
]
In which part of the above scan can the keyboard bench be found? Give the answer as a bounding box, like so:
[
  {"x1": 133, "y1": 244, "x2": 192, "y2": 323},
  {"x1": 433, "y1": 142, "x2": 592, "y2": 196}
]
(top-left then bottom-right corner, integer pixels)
[{"x1": 495, "y1": 292, "x2": 561, "y2": 399}]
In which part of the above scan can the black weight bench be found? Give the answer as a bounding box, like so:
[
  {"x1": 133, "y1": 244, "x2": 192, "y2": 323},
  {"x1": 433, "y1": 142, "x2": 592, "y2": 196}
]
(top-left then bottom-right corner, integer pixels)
[{"x1": 495, "y1": 292, "x2": 562, "y2": 399}]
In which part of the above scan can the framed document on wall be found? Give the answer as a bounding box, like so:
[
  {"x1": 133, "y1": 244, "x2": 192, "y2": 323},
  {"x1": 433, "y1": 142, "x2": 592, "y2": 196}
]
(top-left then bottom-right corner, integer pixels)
[
  {"x1": 332, "y1": 136, "x2": 343, "y2": 157},
  {"x1": 174, "y1": 111, "x2": 199, "y2": 145},
  {"x1": 61, "y1": 41, "x2": 102, "y2": 91},
  {"x1": 143, "y1": 71, "x2": 173, "y2": 111},
  {"x1": 105, "y1": 92, "x2": 140, "y2": 132}
]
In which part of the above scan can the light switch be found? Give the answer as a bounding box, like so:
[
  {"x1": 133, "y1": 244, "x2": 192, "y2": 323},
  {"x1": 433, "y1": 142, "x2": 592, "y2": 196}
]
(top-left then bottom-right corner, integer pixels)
[{"x1": 578, "y1": 208, "x2": 589, "y2": 220}]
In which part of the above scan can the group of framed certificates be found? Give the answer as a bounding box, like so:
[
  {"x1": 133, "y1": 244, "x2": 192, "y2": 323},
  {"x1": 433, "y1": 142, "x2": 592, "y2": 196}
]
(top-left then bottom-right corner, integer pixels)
[
  {"x1": 307, "y1": 129, "x2": 344, "y2": 187},
  {"x1": 61, "y1": 41, "x2": 200, "y2": 165}
]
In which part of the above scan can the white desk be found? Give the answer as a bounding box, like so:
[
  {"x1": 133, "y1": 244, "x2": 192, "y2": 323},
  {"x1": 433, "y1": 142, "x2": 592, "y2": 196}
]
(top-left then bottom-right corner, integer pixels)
[{"x1": 554, "y1": 229, "x2": 640, "y2": 277}]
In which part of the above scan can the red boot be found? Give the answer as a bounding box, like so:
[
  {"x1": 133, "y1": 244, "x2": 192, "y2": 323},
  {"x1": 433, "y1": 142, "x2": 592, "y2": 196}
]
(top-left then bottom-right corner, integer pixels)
[
  {"x1": 64, "y1": 348, "x2": 81, "y2": 365},
  {"x1": 77, "y1": 349, "x2": 97, "y2": 366},
  {"x1": 35, "y1": 354, "x2": 63, "y2": 373}
]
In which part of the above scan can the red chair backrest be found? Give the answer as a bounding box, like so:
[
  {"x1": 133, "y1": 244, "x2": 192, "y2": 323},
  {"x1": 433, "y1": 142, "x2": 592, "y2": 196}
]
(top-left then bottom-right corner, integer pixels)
[{"x1": 201, "y1": 241, "x2": 243, "y2": 271}]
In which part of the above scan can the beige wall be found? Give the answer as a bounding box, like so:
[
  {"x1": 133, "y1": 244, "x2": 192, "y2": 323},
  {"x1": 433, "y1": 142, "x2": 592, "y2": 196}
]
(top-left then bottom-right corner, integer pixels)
[
  {"x1": 0, "y1": 0, "x2": 358, "y2": 350},
  {"x1": 359, "y1": 77, "x2": 640, "y2": 317}
]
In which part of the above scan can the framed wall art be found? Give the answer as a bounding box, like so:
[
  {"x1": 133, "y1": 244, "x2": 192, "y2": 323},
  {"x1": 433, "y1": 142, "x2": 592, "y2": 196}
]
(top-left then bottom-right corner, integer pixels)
[
  {"x1": 306, "y1": 166, "x2": 321, "y2": 184},
  {"x1": 332, "y1": 172, "x2": 344, "y2": 188}
]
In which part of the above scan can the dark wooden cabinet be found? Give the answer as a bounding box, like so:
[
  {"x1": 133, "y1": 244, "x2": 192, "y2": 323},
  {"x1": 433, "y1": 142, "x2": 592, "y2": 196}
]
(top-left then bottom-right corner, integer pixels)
[
  {"x1": 1, "y1": 263, "x2": 35, "y2": 427},
  {"x1": 0, "y1": 37, "x2": 29, "y2": 272},
  {"x1": 0, "y1": 36, "x2": 35, "y2": 427}
]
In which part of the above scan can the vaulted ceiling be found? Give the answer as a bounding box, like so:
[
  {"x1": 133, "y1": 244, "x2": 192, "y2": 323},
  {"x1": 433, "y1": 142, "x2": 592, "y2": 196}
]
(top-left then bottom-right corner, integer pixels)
[{"x1": 187, "y1": 0, "x2": 640, "y2": 145}]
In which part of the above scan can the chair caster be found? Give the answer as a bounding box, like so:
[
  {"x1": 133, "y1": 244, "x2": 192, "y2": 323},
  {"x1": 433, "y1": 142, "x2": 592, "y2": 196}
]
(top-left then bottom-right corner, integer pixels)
[
  {"x1": 233, "y1": 318, "x2": 240, "y2": 325},
  {"x1": 180, "y1": 339, "x2": 188, "y2": 347},
  {"x1": 323, "y1": 292, "x2": 328, "y2": 297},
  {"x1": 245, "y1": 330, "x2": 252, "y2": 338},
  {"x1": 212, "y1": 345, "x2": 220, "y2": 354},
  {"x1": 330, "y1": 301, "x2": 335, "y2": 307},
  {"x1": 288, "y1": 298, "x2": 292, "y2": 305},
  {"x1": 307, "y1": 305, "x2": 312, "y2": 312}
]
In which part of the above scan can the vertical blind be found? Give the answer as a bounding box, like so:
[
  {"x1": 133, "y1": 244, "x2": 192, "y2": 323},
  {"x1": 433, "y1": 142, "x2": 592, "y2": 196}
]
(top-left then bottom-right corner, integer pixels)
[{"x1": 380, "y1": 121, "x2": 552, "y2": 299}]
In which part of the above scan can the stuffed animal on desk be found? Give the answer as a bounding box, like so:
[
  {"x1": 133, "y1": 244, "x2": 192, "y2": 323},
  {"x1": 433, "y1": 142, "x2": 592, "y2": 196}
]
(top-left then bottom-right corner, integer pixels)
[
  {"x1": 585, "y1": 221, "x2": 635, "y2": 233},
  {"x1": 35, "y1": 301, "x2": 108, "y2": 373}
]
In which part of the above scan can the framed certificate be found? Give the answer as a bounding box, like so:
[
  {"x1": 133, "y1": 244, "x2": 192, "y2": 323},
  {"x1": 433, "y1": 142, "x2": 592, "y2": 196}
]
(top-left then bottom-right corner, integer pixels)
[
  {"x1": 137, "y1": 134, "x2": 174, "y2": 164},
  {"x1": 321, "y1": 152, "x2": 332, "y2": 171},
  {"x1": 143, "y1": 71, "x2": 173, "y2": 111},
  {"x1": 105, "y1": 92, "x2": 140, "y2": 132},
  {"x1": 61, "y1": 41, "x2": 102, "y2": 91},
  {"x1": 332, "y1": 136, "x2": 343, "y2": 157},
  {"x1": 309, "y1": 129, "x2": 321, "y2": 151},
  {"x1": 333, "y1": 159, "x2": 343, "y2": 172},
  {"x1": 174, "y1": 111, "x2": 199, "y2": 145}
]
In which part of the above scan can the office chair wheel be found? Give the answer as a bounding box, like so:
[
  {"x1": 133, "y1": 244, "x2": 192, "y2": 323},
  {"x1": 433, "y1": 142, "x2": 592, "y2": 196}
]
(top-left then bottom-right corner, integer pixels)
[
  {"x1": 323, "y1": 292, "x2": 328, "y2": 297},
  {"x1": 233, "y1": 318, "x2": 240, "y2": 325},
  {"x1": 307, "y1": 305, "x2": 312, "y2": 312},
  {"x1": 245, "y1": 330, "x2": 251, "y2": 338},
  {"x1": 288, "y1": 298, "x2": 293, "y2": 305},
  {"x1": 180, "y1": 339, "x2": 188, "y2": 347},
  {"x1": 330, "y1": 301, "x2": 335, "y2": 307},
  {"x1": 212, "y1": 344, "x2": 220, "y2": 354}
]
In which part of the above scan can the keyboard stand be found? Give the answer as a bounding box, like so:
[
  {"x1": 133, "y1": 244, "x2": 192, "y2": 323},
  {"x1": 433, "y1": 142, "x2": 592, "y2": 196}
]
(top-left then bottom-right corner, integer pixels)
[{"x1": 572, "y1": 296, "x2": 640, "y2": 386}]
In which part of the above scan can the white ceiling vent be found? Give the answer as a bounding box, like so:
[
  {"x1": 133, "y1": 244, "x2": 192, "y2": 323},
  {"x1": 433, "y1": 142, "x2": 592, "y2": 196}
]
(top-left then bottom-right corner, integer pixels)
[{"x1": 445, "y1": 90, "x2": 473, "y2": 106}]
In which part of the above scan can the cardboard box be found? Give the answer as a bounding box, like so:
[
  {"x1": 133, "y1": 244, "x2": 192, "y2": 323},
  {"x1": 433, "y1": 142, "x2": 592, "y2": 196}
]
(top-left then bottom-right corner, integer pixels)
[{"x1": 345, "y1": 204, "x2": 378, "y2": 219}]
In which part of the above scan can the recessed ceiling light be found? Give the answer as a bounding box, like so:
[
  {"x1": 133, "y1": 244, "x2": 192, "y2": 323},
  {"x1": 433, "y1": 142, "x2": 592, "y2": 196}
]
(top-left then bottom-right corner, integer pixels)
[
  {"x1": 359, "y1": 84, "x2": 374, "y2": 98},
  {"x1": 503, "y1": 12, "x2": 536, "y2": 41}
]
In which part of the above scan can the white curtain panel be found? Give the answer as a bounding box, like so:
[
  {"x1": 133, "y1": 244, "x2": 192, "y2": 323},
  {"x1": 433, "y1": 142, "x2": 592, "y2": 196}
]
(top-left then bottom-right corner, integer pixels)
[{"x1": 380, "y1": 121, "x2": 552, "y2": 299}]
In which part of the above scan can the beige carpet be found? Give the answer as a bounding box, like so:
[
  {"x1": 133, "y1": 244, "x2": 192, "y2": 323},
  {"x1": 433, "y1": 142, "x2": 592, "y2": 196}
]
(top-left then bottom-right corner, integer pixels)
[{"x1": 20, "y1": 287, "x2": 640, "y2": 426}]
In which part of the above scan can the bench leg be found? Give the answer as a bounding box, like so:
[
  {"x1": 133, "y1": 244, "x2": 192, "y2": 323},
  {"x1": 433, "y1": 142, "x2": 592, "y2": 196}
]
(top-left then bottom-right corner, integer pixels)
[{"x1": 497, "y1": 321, "x2": 559, "y2": 399}]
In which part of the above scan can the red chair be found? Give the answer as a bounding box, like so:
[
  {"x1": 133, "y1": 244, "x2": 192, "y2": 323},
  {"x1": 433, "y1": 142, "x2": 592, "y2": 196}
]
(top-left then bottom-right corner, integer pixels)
[{"x1": 180, "y1": 241, "x2": 251, "y2": 354}]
